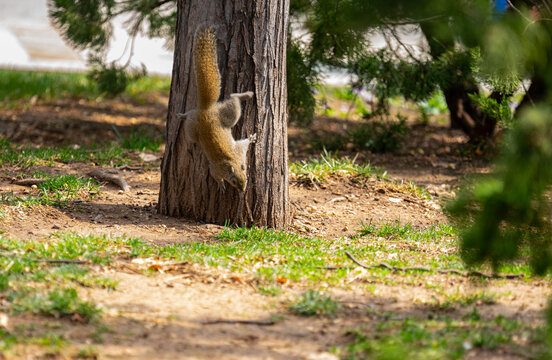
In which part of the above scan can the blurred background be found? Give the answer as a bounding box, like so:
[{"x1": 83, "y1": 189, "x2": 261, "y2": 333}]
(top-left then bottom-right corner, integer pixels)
[{"x1": 0, "y1": 0, "x2": 172, "y2": 74}]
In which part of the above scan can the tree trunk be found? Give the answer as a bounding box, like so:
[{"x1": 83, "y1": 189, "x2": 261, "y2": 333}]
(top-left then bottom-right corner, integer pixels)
[
  {"x1": 158, "y1": 0, "x2": 290, "y2": 228},
  {"x1": 420, "y1": 23, "x2": 497, "y2": 142},
  {"x1": 442, "y1": 81, "x2": 498, "y2": 143}
]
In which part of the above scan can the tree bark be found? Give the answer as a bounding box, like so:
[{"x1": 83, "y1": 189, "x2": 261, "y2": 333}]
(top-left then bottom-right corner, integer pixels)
[
  {"x1": 420, "y1": 22, "x2": 498, "y2": 142},
  {"x1": 158, "y1": 0, "x2": 290, "y2": 228}
]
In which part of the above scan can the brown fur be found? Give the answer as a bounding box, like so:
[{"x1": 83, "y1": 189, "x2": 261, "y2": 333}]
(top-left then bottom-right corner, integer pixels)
[{"x1": 177, "y1": 26, "x2": 256, "y2": 192}]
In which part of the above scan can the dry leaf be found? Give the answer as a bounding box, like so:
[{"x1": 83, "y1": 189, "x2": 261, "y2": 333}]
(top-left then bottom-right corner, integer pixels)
[{"x1": 148, "y1": 264, "x2": 163, "y2": 272}]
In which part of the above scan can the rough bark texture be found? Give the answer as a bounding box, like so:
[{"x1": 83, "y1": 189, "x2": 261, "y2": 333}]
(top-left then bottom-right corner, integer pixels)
[{"x1": 158, "y1": 0, "x2": 290, "y2": 228}]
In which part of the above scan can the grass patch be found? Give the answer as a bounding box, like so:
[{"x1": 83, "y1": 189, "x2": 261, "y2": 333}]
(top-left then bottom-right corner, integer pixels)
[
  {"x1": 0, "y1": 70, "x2": 170, "y2": 108},
  {"x1": 0, "y1": 138, "x2": 130, "y2": 167},
  {"x1": 76, "y1": 345, "x2": 100, "y2": 359},
  {"x1": 289, "y1": 149, "x2": 387, "y2": 185},
  {"x1": 12, "y1": 288, "x2": 99, "y2": 321},
  {"x1": 289, "y1": 290, "x2": 340, "y2": 317},
  {"x1": 290, "y1": 151, "x2": 429, "y2": 198},
  {"x1": 431, "y1": 290, "x2": 498, "y2": 310},
  {"x1": 126, "y1": 223, "x2": 528, "y2": 283},
  {"x1": 1, "y1": 174, "x2": 100, "y2": 207},
  {"x1": 125, "y1": 75, "x2": 171, "y2": 102},
  {"x1": 349, "y1": 115, "x2": 409, "y2": 153},
  {"x1": 0, "y1": 70, "x2": 97, "y2": 108},
  {"x1": 0, "y1": 225, "x2": 462, "y2": 290},
  {"x1": 114, "y1": 126, "x2": 163, "y2": 152},
  {"x1": 338, "y1": 314, "x2": 544, "y2": 359},
  {"x1": 0, "y1": 233, "x2": 122, "y2": 326}
]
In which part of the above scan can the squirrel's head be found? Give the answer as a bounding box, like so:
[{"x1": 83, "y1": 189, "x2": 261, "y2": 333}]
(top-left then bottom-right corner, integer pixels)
[{"x1": 223, "y1": 162, "x2": 247, "y2": 192}]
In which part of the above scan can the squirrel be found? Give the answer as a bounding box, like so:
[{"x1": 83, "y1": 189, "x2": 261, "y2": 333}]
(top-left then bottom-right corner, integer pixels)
[{"x1": 177, "y1": 25, "x2": 256, "y2": 192}]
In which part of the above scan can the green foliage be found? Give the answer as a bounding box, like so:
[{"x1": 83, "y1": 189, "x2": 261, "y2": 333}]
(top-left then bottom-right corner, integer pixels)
[
  {"x1": 308, "y1": 133, "x2": 350, "y2": 152},
  {"x1": 448, "y1": 105, "x2": 552, "y2": 275},
  {"x1": 287, "y1": 39, "x2": 318, "y2": 125},
  {"x1": 348, "y1": 116, "x2": 409, "y2": 153},
  {"x1": 467, "y1": 92, "x2": 514, "y2": 128},
  {"x1": 289, "y1": 290, "x2": 340, "y2": 316},
  {"x1": 351, "y1": 49, "x2": 474, "y2": 113},
  {"x1": 88, "y1": 56, "x2": 148, "y2": 97},
  {"x1": 48, "y1": 0, "x2": 175, "y2": 95},
  {"x1": 418, "y1": 91, "x2": 448, "y2": 116},
  {"x1": 48, "y1": 0, "x2": 116, "y2": 51},
  {"x1": 87, "y1": 60, "x2": 131, "y2": 97}
]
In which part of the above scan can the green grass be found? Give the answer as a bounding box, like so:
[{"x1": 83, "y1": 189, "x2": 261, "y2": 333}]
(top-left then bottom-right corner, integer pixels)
[
  {"x1": 290, "y1": 151, "x2": 430, "y2": 198},
  {"x1": 0, "y1": 137, "x2": 130, "y2": 167},
  {"x1": 1, "y1": 174, "x2": 100, "y2": 207},
  {"x1": 0, "y1": 231, "x2": 119, "y2": 352},
  {"x1": 338, "y1": 314, "x2": 544, "y2": 360},
  {"x1": 431, "y1": 290, "x2": 498, "y2": 310},
  {"x1": 0, "y1": 70, "x2": 170, "y2": 108},
  {"x1": 116, "y1": 127, "x2": 163, "y2": 151},
  {"x1": 0, "y1": 233, "x2": 123, "y2": 327},
  {"x1": 76, "y1": 345, "x2": 100, "y2": 359},
  {"x1": 0, "y1": 223, "x2": 540, "y2": 354},
  {"x1": 0, "y1": 70, "x2": 97, "y2": 108},
  {"x1": 125, "y1": 75, "x2": 171, "y2": 102},
  {"x1": 289, "y1": 290, "x2": 340, "y2": 317},
  {"x1": 289, "y1": 149, "x2": 387, "y2": 185},
  {"x1": 0, "y1": 224, "x2": 471, "y2": 300},
  {"x1": 12, "y1": 287, "x2": 99, "y2": 322}
]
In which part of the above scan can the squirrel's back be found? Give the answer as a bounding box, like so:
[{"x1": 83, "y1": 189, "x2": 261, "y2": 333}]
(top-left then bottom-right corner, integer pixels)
[{"x1": 194, "y1": 25, "x2": 221, "y2": 110}]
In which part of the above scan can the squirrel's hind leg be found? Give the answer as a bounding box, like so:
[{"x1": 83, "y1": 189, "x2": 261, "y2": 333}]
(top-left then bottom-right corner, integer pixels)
[
  {"x1": 217, "y1": 91, "x2": 254, "y2": 128},
  {"x1": 180, "y1": 110, "x2": 199, "y2": 143}
]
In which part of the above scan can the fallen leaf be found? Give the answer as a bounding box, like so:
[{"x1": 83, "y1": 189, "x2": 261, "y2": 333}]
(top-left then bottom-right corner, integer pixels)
[
  {"x1": 148, "y1": 264, "x2": 163, "y2": 272},
  {"x1": 230, "y1": 275, "x2": 243, "y2": 283}
]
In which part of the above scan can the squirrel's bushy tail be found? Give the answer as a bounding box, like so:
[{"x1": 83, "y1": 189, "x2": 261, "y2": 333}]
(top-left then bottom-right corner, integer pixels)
[{"x1": 194, "y1": 25, "x2": 221, "y2": 110}]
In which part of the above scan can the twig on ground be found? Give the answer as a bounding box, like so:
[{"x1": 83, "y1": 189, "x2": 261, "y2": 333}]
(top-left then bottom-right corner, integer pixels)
[
  {"x1": 0, "y1": 251, "x2": 89, "y2": 264},
  {"x1": 13, "y1": 178, "x2": 47, "y2": 186},
  {"x1": 344, "y1": 251, "x2": 524, "y2": 279},
  {"x1": 88, "y1": 169, "x2": 131, "y2": 192},
  {"x1": 201, "y1": 319, "x2": 275, "y2": 326},
  {"x1": 118, "y1": 165, "x2": 143, "y2": 171},
  {"x1": 316, "y1": 266, "x2": 354, "y2": 270}
]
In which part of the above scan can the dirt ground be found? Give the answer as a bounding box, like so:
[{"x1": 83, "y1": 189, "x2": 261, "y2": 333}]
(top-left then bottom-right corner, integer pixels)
[{"x1": 0, "y1": 97, "x2": 548, "y2": 359}]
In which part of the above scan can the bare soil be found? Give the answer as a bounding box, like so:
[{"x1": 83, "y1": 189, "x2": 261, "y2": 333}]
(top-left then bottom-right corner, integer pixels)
[{"x1": 0, "y1": 98, "x2": 548, "y2": 360}]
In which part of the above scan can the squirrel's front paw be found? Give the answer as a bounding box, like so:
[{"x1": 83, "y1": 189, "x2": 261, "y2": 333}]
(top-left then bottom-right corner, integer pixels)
[
  {"x1": 242, "y1": 91, "x2": 254, "y2": 99},
  {"x1": 249, "y1": 133, "x2": 257, "y2": 143}
]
